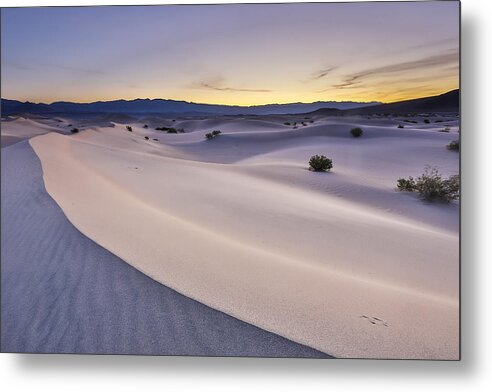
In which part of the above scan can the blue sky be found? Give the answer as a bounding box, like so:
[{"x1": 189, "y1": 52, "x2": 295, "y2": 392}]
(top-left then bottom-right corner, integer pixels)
[{"x1": 1, "y1": 2, "x2": 459, "y2": 104}]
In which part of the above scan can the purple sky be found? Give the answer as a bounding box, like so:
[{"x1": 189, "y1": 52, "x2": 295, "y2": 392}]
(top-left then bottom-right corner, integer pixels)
[{"x1": 1, "y1": 2, "x2": 459, "y2": 105}]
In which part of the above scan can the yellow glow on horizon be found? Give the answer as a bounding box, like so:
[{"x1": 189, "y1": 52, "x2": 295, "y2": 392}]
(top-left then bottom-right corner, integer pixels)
[{"x1": 21, "y1": 81, "x2": 458, "y2": 107}]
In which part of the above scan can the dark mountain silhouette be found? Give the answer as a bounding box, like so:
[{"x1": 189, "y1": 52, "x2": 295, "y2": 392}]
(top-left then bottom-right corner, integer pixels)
[
  {"x1": 1, "y1": 97, "x2": 379, "y2": 117},
  {"x1": 311, "y1": 89, "x2": 459, "y2": 116}
]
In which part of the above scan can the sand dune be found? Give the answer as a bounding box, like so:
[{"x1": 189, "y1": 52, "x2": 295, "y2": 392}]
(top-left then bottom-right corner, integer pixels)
[
  {"x1": 1, "y1": 141, "x2": 328, "y2": 357},
  {"x1": 29, "y1": 115, "x2": 459, "y2": 359}
]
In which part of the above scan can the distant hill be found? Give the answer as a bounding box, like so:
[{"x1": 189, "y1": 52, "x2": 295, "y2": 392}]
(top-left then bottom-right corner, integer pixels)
[
  {"x1": 311, "y1": 90, "x2": 459, "y2": 116},
  {"x1": 1, "y1": 98, "x2": 380, "y2": 117}
]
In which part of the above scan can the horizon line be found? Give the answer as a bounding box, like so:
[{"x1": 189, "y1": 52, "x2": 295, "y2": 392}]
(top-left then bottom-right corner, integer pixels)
[{"x1": 1, "y1": 88, "x2": 458, "y2": 108}]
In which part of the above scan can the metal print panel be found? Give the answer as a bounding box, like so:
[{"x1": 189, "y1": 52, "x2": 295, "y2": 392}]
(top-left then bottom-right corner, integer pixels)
[{"x1": 0, "y1": 1, "x2": 460, "y2": 360}]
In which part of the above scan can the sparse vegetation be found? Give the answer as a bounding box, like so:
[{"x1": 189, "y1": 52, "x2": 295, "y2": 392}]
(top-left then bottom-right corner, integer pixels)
[
  {"x1": 424, "y1": 119, "x2": 430, "y2": 124},
  {"x1": 439, "y1": 126, "x2": 451, "y2": 133},
  {"x1": 155, "y1": 126, "x2": 184, "y2": 133},
  {"x1": 350, "y1": 127, "x2": 363, "y2": 137},
  {"x1": 205, "y1": 130, "x2": 222, "y2": 140},
  {"x1": 143, "y1": 124, "x2": 148, "y2": 128},
  {"x1": 308, "y1": 155, "x2": 333, "y2": 172},
  {"x1": 396, "y1": 166, "x2": 460, "y2": 202},
  {"x1": 435, "y1": 120, "x2": 443, "y2": 123},
  {"x1": 447, "y1": 140, "x2": 459, "y2": 151},
  {"x1": 70, "y1": 128, "x2": 79, "y2": 134},
  {"x1": 284, "y1": 122, "x2": 291, "y2": 126},
  {"x1": 396, "y1": 177, "x2": 416, "y2": 192},
  {"x1": 144, "y1": 136, "x2": 149, "y2": 140},
  {"x1": 397, "y1": 124, "x2": 404, "y2": 129},
  {"x1": 126, "y1": 125, "x2": 133, "y2": 132},
  {"x1": 153, "y1": 138, "x2": 158, "y2": 141}
]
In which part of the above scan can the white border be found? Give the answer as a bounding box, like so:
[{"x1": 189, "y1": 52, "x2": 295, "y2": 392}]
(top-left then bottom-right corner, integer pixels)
[{"x1": 2, "y1": 0, "x2": 491, "y2": 390}]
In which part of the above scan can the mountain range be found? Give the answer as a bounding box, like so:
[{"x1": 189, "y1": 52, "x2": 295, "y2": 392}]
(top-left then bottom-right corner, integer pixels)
[
  {"x1": 1, "y1": 90, "x2": 459, "y2": 117},
  {"x1": 1, "y1": 98, "x2": 380, "y2": 117}
]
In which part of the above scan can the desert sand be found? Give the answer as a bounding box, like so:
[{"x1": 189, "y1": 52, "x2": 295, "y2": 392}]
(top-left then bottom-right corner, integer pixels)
[
  {"x1": 1, "y1": 140, "x2": 328, "y2": 357},
  {"x1": 26, "y1": 113, "x2": 459, "y2": 359}
]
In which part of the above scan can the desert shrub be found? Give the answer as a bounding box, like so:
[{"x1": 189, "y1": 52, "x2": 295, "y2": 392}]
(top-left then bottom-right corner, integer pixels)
[
  {"x1": 350, "y1": 127, "x2": 363, "y2": 137},
  {"x1": 397, "y1": 124, "x2": 404, "y2": 129},
  {"x1": 424, "y1": 119, "x2": 430, "y2": 124},
  {"x1": 205, "y1": 132, "x2": 214, "y2": 140},
  {"x1": 396, "y1": 177, "x2": 416, "y2": 192},
  {"x1": 211, "y1": 130, "x2": 221, "y2": 136},
  {"x1": 143, "y1": 124, "x2": 148, "y2": 128},
  {"x1": 70, "y1": 128, "x2": 79, "y2": 134},
  {"x1": 144, "y1": 136, "x2": 149, "y2": 140},
  {"x1": 284, "y1": 122, "x2": 291, "y2": 126},
  {"x1": 396, "y1": 166, "x2": 460, "y2": 202},
  {"x1": 447, "y1": 140, "x2": 459, "y2": 151},
  {"x1": 309, "y1": 155, "x2": 333, "y2": 172},
  {"x1": 126, "y1": 125, "x2": 133, "y2": 132},
  {"x1": 153, "y1": 138, "x2": 158, "y2": 141},
  {"x1": 435, "y1": 120, "x2": 443, "y2": 123},
  {"x1": 167, "y1": 128, "x2": 178, "y2": 134}
]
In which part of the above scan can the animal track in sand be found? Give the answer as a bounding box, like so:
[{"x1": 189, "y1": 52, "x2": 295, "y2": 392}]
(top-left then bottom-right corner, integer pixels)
[{"x1": 360, "y1": 315, "x2": 389, "y2": 327}]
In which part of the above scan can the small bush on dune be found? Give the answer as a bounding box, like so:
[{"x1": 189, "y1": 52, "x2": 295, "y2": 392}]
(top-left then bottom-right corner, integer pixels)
[
  {"x1": 439, "y1": 126, "x2": 451, "y2": 133},
  {"x1": 126, "y1": 125, "x2": 133, "y2": 132},
  {"x1": 70, "y1": 128, "x2": 79, "y2": 134},
  {"x1": 284, "y1": 122, "x2": 291, "y2": 126},
  {"x1": 396, "y1": 177, "x2": 416, "y2": 192},
  {"x1": 397, "y1": 124, "x2": 404, "y2": 129},
  {"x1": 309, "y1": 155, "x2": 333, "y2": 172},
  {"x1": 144, "y1": 136, "x2": 149, "y2": 140},
  {"x1": 447, "y1": 140, "x2": 459, "y2": 151},
  {"x1": 350, "y1": 127, "x2": 363, "y2": 137},
  {"x1": 424, "y1": 119, "x2": 430, "y2": 124},
  {"x1": 396, "y1": 166, "x2": 460, "y2": 202},
  {"x1": 143, "y1": 124, "x2": 148, "y2": 128},
  {"x1": 205, "y1": 130, "x2": 222, "y2": 140}
]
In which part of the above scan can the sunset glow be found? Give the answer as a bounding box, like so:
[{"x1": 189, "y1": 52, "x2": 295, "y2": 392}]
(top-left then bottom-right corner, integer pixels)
[{"x1": 1, "y1": 2, "x2": 459, "y2": 105}]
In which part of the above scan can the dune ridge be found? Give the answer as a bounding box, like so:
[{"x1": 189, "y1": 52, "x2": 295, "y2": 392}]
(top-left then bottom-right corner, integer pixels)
[{"x1": 1, "y1": 141, "x2": 328, "y2": 357}]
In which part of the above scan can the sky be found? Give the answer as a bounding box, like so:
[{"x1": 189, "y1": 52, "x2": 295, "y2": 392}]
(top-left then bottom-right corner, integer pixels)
[{"x1": 1, "y1": 2, "x2": 459, "y2": 105}]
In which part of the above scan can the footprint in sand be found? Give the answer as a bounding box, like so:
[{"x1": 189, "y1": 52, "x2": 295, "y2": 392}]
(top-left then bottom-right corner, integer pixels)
[{"x1": 360, "y1": 315, "x2": 389, "y2": 327}]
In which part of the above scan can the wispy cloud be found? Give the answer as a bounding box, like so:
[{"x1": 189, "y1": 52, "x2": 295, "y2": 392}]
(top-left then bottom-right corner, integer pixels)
[
  {"x1": 52, "y1": 64, "x2": 106, "y2": 76},
  {"x1": 4, "y1": 61, "x2": 33, "y2": 71},
  {"x1": 343, "y1": 50, "x2": 459, "y2": 84},
  {"x1": 405, "y1": 38, "x2": 457, "y2": 51},
  {"x1": 308, "y1": 66, "x2": 338, "y2": 81},
  {"x1": 191, "y1": 78, "x2": 272, "y2": 93}
]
